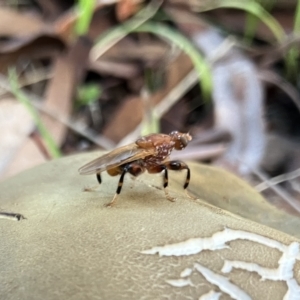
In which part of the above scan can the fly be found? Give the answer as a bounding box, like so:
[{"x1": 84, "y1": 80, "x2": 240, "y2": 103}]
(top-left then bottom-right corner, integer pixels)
[{"x1": 79, "y1": 131, "x2": 194, "y2": 206}]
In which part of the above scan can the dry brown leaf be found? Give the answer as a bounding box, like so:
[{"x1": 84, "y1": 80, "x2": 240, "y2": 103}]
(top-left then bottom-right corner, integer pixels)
[
  {"x1": 116, "y1": 0, "x2": 142, "y2": 21},
  {"x1": 0, "y1": 98, "x2": 34, "y2": 177},
  {"x1": 0, "y1": 34, "x2": 64, "y2": 54},
  {"x1": 41, "y1": 35, "x2": 94, "y2": 145},
  {"x1": 103, "y1": 53, "x2": 194, "y2": 142},
  {"x1": 202, "y1": 9, "x2": 293, "y2": 42},
  {"x1": 34, "y1": 0, "x2": 68, "y2": 19},
  {"x1": 0, "y1": 139, "x2": 47, "y2": 181},
  {"x1": 161, "y1": 98, "x2": 189, "y2": 132},
  {"x1": 89, "y1": 38, "x2": 170, "y2": 78},
  {"x1": 54, "y1": 1, "x2": 116, "y2": 43},
  {"x1": 0, "y1": 2, "x2": 116, "y2": 181},
  {"x1": 0, "y1": 7, "x2": 45, "y2": 37},
  {"x1": 96, "y1": 38, "x2": 170, "y2": 65},
  {"x1": 0, "y1": 34, "x2": 65, "y2": 73},
  {"x1": 46, "y1": 2, "x2": 116, "y2": 141},
  {"x1": 88, "y1": 59, "x2": 140, "y2": 79},
  {"x1": 168, "y1": 0, "x2": 294, "y2": 42},
  {"x1": 41, "y1": 6, "x2": 114, "y2": 145}
]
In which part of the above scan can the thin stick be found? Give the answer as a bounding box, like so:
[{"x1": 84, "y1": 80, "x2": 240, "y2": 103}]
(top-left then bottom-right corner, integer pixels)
[
  {"x1": 253, "y1": 168, "x2": 300, "y2": 213},
  {"x1": 255, "y1": 168, "x2": 300, "y2": 192}
]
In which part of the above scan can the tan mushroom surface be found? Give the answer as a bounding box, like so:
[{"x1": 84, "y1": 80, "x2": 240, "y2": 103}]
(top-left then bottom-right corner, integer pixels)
[{"x1": 1, "y1": 152, "x2": 300, "y2": 300}]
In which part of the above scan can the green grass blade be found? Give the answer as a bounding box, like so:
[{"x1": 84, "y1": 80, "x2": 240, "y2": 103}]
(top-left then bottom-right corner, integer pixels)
[
  {"x1": 141, "y1": 110, "x2": 160, "y2": 135},
  {"x1": 75, "y1": 0, "x2": 96, "y2": 35},
  {"x1": 244, "y1": 13, "x2": 259, "y2": 44},
  {"x1": 136, "y1": 22, "x2": 212, "y2": 100},
  {"x1": 95, "y1": 21, "x2": 212, "y2": 100},
  {"x1": 294, "y1": 0, "x2": 300, "y2": 32},
  {"x1": 8, "y1": 69, "x2": 61, "y2": 158},
  {"x1": 286, "y1": 0, "x2": 300, "y2": 81},
  {"x1": 244, "y1": 0, "x2": 277, "y2": 44},
  {"x1": 199, "y1": 0, "x2": 285, "y2": 42}
]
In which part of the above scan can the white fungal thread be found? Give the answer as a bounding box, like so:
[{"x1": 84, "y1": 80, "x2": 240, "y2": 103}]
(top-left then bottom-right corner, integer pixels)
[
  {"x1": 141, "y1": 228, "x2": 300, "y2": 299},
  {"x1": 180, "y1": 267, "x2": 193, "y2": 278},
  {"x1": 166, "y1": 278, "x2": 194, "y2": 287},
  {"x1": 194, "y1": 263, "x2": 251, "y2": 300},
  {"x1": 198, "y1": 290, "x2": 221, "y2": 300}
]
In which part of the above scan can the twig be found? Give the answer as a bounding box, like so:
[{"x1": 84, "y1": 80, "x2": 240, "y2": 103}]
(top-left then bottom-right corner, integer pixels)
[
  {"x1": 155, "y1": 69, "x2": 199, "y2": 117},
  {"x1": 170, "y1": 144, "x2": 226, "y2": 161},
  {"x1": 253, "y1": 168, "x2": 300, "y2": 213},
  {"x1": 255, "y1": 168, "x2": 300, "y2": 192},
  {"x1": 0, "y1": 212, "x2": 26, "y2": 221},
  {"x1": 258, "y1": 69, "x2": 300, "y2": 113}
]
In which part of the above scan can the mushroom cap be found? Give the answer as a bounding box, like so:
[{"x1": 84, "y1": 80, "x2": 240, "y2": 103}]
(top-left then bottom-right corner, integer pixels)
[{"x1": 1, "y1": 152, "x2": 300, "y2": 299}]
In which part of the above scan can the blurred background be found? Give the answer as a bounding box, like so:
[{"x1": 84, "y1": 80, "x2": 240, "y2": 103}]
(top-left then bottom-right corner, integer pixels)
[{"x1": 0, "y1": 0, "x2": 300, "y2": 215}]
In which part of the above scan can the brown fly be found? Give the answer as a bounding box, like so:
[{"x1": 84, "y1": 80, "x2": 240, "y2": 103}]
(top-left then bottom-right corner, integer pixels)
[{"x1": 78, "y1": 131, "x2": 194, "y2": 206}]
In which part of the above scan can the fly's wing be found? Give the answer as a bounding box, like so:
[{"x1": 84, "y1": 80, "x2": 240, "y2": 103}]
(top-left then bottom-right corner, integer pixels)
[{"x1": 78, "y1": 143, "x2": 156, "y2": 175}]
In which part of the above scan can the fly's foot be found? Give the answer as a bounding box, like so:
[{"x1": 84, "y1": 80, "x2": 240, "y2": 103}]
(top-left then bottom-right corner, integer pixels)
[
  {"x1": 185, "y1": 189, "x2": 198, "y2": 200},
  {"x1": 83, "y1": 185, "x2": 98, "y2": 192},
  {"x1": 164, "y1": 189, "x2": 176, "y2": 202},
  {"x1": 105, "y1": 194, "x2": 118, "y2": 207}
]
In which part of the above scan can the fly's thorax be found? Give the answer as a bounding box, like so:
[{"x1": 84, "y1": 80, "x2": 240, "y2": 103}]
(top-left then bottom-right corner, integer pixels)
[
  {"x1": 155, "y1": 143, "x2": 174, "y2": 159},
  {"x1": 143, "y1": 143, "x2": 174, "y2": 167},
  {"x1": 136, "y1": 132, "x2": 192, "y2": 151},
  {"x1": 135, "y1": 133, "x2": 173, "y2": 149},
  {"x1": 135, "y1": 132, "x2": 192, "y2": 167}
]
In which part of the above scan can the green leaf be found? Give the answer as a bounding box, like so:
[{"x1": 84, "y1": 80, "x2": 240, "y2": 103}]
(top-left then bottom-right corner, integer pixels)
[{"x1": 76, "y1": 83, "x2": 102, "y2": 107}]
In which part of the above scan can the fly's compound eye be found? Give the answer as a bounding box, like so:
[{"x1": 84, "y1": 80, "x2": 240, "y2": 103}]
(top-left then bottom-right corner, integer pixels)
[{"x1": 180, "y1": 136, "x2": 188, "y2": 148}]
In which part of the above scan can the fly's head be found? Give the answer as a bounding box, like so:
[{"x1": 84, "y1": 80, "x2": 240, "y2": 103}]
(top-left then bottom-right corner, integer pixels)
[{"x1": 169, "y1": 131, "x2": 192, "y2": 150}]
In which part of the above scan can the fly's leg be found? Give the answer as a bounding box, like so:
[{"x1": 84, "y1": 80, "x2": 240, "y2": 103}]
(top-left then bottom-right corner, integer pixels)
[
  {"x1": 106, "y1": 167, "x2": 129, "y2": 207},
  {"x1": 164, "y1": 160, "x2": 197, "y2": 200},
  {"x1": 147, "y1": 165, "x2": 175, "y2": 202},
  {"x1": 163, "y1": 167, "x2": 176, "y2": 202},
  {"x1": 106, "y1": 163, "x2": 145, "y2": 207},
  {"x1": 96, "y1": 172, "x2": 101, "y2": 184},
  {"x1": 128, "y1": 163, "x2": 145, "y2": 189},
  {"x1": 164, "y1": 161, "x2": 190, "y2": 188},
  {"x1": 83, "y1": 172, "x2": 101, "y2": 192}
]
